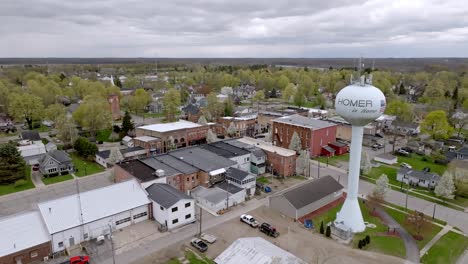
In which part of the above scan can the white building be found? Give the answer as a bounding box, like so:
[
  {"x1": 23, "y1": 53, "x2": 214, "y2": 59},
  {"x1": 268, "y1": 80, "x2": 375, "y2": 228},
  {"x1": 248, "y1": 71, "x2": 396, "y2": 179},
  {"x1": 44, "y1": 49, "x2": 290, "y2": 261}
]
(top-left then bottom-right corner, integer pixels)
[
  {"x1": 225, "y1": 167, "x2": 256, "y2": 197},
  {"x1": 200, "y1": 141, "x2": 251, "y2": 172},
  {"x1": 0, "y1": 212, "x2": 50, "y2": 264},
  {"x1": 191, "y1": 182, "x2": 246, "y2": 214},
  {"x1": 18, "y1": 143, "x2": 46, "y2": 165},
  {"x1": 122, "y1": 136, "x2": 134, "y2": 147},
  {"x1": 215, "y1": 237, "x2": 306, "y2": 264},
  {"x1": 38, "y1": 180, "x2": 150, "y2": 253},
  {"x1": 145, "y1": 183, "x2": 195, "y2": 230}
]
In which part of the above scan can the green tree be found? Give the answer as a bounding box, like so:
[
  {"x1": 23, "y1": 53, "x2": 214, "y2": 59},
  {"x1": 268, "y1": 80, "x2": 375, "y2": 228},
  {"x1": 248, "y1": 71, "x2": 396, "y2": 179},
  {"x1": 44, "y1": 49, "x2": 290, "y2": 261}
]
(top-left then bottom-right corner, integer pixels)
[
  {"x1": 282, "y1": 83, "x2": 296, "y2": 102},
  {"x1": 385, "y1": 100, "x2": 414, "y2": 122},
  {"x1": 44, "y1": 103, "x2": 66, "y2": 123},
  {"x1": 73, "y1": 95, "x2": 112, "y2": 136},
  {"x1": 128, "y1": 88, "x2": 151, "y2": 115},
  {"x1": 206, "y1": 92, "x2": 224, "y2": 119},
  {"x1": 0, "y1": 143, "x2": 27, "y2": 184},
  {"x1": 252, "y1": 90, "x2": 265, "y2": 102},
  {"x1": 121, "y1": 111, "x2": 134, "y2": 136},
  {"x1": 224, "y1": 98, "x2": 235, "y2": 116},
  {"x1": 435, "y1": 172, "x2": 456, "y2": 200},
  {"x1": 293, "y1": 89, "x2": 305, "y2": 107},
  {"x1": 8, "y1": 93, "x2": 44, "y2": 129},
  {"x1": 320, "y1": 221, "x2": 324, "y2": 234},
  {"x1": 74, "y1": 137, "x2": 98, "y2": 159},
  {"x1": 123, "y1": 77, "x2": 140, "y2": 89},
  {"x1": 421, "y1": 110, "x2": 453, "y2": 139},
  {"x1": 325, "y1": 225, "x2": 331, "y2": 237},
  {"x1": 55, "y1": 115, "x2": 79, "y2": 146},
  {"x1": 276, "y1": 75, "x2": 290, "y2": 90},
  {"x1": 162, "y1": 88, "x2": 181, "y2": 122}
]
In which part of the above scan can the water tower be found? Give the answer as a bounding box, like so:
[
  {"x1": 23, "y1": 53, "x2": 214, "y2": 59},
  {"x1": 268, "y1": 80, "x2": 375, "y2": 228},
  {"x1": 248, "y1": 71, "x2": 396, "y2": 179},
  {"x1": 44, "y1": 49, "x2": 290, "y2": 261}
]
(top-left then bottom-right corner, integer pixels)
[{"x1": 334, "y1": 70, "x2": 386, "y2": 232}]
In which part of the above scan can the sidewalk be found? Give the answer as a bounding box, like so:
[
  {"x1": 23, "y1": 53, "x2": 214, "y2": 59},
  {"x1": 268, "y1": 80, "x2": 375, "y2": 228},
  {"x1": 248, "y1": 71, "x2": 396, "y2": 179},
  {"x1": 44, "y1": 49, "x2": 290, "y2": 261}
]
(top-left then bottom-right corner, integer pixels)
[{"x1": 420, "y1": 225, "x2": 452, "y2": 257}]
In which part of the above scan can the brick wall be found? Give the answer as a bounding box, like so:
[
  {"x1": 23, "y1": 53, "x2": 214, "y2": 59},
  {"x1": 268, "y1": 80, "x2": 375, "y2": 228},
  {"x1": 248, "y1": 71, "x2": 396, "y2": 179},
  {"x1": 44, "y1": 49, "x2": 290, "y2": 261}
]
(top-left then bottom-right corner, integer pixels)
[
  {"x1": 0, "y1": 242, "x2": 51, "y2": 264},
  {"x1": 114, "y1": 164, "x2": 134, "y2": 183},
  {"x1": 264, "y1": 151, "x2": 296, "y2": 177}
]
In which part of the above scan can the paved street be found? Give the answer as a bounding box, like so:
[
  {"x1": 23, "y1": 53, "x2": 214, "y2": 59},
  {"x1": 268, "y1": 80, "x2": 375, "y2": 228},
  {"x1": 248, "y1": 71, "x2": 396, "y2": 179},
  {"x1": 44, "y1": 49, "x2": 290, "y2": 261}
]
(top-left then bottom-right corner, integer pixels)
[
  {"x1": 310, "y1": 161, "x2": 468, "y2": 234},
  {"x1": 0, "y1": 169, "x2": 114, "y2": 216}
]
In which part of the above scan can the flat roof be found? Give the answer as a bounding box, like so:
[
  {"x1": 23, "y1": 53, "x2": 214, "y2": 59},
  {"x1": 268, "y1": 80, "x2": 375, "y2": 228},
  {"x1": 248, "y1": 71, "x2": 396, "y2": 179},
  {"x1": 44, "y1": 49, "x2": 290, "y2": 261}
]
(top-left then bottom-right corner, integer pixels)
[
  {"x1": 236, "y1": 137, "x2": 296, "y2": 157},
  {"x1": 134, "y1": 136, "x2": 160, "y2": 142},
  {"x1": 274, "y1": 114, "x2": 335, "y2": 130},
  {"x1": 118, "y1": 160, "x2": 157, "y2": 182},
  {"x1": 200, "y1": 142, "x2": 249, "y2": 158},
  {"x1": 155, "y1": 154, "x2": 199, "y2": 174},
  {"x1": 38, "y1": 179, "x2": 150, "y2": 234},
  {"x1": 214, "y1": 237, "x2": 306, "y2": 264},
  {"x1": 146, "y1": 183, "x2": 192, "y2": 208},
  {"x1": 137, "y1": 120, "x2": 202, "y2": 133},
  {"x1": 0, "y1": 211, "x2": 50, "y2": 257},
  {"x1": 168, "y1": 147, "x2": 236, "y2": 172}
]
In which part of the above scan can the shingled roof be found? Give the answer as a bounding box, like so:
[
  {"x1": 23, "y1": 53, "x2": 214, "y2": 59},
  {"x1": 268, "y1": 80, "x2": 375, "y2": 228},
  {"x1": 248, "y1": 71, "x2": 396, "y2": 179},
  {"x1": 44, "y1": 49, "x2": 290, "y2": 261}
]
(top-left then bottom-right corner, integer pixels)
[{"x1": 146, "y1": 183, "x2": 192, "y2": 208}]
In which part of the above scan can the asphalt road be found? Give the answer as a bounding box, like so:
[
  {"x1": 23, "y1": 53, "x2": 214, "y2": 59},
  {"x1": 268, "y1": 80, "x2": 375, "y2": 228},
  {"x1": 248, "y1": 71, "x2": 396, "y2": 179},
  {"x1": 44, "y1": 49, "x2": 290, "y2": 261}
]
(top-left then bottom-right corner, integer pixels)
[{"x1": 0, "y1": 170, "x2": 114, "y2": 216}]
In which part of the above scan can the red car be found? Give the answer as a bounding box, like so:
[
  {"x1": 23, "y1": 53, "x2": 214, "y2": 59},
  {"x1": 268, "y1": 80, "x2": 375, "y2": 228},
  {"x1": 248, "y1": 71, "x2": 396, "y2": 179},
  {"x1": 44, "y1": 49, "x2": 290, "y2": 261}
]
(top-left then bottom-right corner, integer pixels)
[
  {"x1": 32, "y1": 164, "x2": 40, "y2": 171},
  {"x1": 69, "y1": 256, "x2": 90, "y2": 264}
]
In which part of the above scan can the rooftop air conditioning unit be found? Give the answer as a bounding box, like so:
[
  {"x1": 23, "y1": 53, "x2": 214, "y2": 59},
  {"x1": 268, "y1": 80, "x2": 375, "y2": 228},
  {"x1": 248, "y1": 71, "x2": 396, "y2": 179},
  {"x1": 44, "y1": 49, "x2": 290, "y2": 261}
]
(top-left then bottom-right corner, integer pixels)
[{"x1": 156, "y1": 169, "x2": 165, "y2": 177}]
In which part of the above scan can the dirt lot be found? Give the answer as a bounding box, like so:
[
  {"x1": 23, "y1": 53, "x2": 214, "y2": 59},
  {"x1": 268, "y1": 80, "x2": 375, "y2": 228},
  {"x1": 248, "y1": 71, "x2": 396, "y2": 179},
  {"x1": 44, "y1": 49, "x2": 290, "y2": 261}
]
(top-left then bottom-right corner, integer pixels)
[{"x1": 134, "y1": 206, "x2": 406, "y2": 264}]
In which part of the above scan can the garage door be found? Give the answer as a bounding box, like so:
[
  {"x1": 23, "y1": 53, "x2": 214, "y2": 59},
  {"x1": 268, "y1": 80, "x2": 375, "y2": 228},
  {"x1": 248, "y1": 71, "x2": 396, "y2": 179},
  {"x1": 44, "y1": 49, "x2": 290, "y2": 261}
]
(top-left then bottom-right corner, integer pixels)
[
  {"x1": 115, "y1": 216, "x2": 132, "y2": 228},
  {"x1": 132, "y1": 206, "x2": 149, "y2": 224}
]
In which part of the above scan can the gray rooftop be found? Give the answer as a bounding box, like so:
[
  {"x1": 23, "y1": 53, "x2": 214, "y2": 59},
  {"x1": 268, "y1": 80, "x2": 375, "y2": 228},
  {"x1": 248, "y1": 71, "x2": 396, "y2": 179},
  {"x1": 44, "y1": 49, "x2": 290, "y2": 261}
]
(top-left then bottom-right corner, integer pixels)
[
  {"x1": 398, "y1": 168, "x2": 440, "y2": 182},
  {"x1": 216, "y1": 181, "x2": 244, "y2": 194},
  {"x1": 201, "y1": 141, "x2": 249, "y2": 158},
  {"x1": 120, "y1": 146, "x2": 145, "y2": 154},
  {"x1": 168, "y1": 147, "x2": 236, "y2": 172},
  {"x1": 146, "y1": 183, "x2": 192, "y2": 208},
  {"x1": 21, "y1": 131, "x2": 41, "y2": 141},
  {"x1": 281, "y1": 176, "x2": 343, "y2": 209},
  {"x1": 140, "y1": 158, "x2": 181, "y2": 177},
  {"x1": 155, "y1": 154, "x2": 199, "y2": 174},
  {"x1": 47, "y1": 150, "x2": 72, "y2": 163},
  {"x1": 274, "y1": 114, "x2": 335, "y2": 130},
  {"x1": 97, "y1": 150, "x2": 111, "y2": 159},
  {"x1": 191, "y1": 186, "x2": 228, "y2": 204}
]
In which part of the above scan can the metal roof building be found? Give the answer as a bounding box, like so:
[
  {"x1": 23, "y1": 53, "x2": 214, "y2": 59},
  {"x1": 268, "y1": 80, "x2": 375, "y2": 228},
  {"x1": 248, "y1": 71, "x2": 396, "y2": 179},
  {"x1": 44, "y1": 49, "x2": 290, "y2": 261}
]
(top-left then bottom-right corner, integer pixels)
[{"x1": 214, "y1": 237, "x2": 306, "y2": 264}]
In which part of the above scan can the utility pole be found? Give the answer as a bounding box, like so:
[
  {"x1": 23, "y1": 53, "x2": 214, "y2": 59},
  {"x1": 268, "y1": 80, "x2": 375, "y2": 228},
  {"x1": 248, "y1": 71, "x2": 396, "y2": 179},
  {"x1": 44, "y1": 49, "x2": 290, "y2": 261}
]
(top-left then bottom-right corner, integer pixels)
[
  {"x1": 109, "y1": 224, "x2": 115, "y2": 264},
  {"x1": 405, "y1": 184, "x2": 409, "y2": 210},
  {"x1": 226, "y1": 179, "x2": 230, "y2": 210},
  {"x1": 198, "y1": 206, "x2": 203, "y2": 237},
  {"x1": 432, "y1": 204, "x2": 436, "y2": 219},
  {"x1": 317, "y1": 158, "x2": 320, "y2": 178}
]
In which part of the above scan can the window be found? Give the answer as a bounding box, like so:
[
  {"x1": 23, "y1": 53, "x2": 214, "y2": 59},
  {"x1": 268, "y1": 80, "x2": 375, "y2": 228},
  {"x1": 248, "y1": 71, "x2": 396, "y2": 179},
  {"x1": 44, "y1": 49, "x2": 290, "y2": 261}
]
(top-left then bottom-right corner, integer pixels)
[
  {"x1": 326, "y1": 129, "x2": 329, "y2": 136},
  {"x1": 185, "y1": 214, "x2": 191, "y2": 219},
  {"x1": 187, "y1": 178, "x2": 189, "y2": 182},
  {"x1": 172, "y1": 207, "x2": 178, "y2": 212},
  {"x1": 83, "y1": 233, "x2": 89, "y2": 240},
  {"x1": 116, "y1": 217, "x2": 131, "y2": 225},
  {"x1": 30, "y1": 251, "x2": 38, "y2": 258},
  {"x1": 160, "y1": 206, "x2": 164, "y2": 211},
  {"x1": 185, "y1": 202, "x2": 191, "y2": 208},
  {"x1": 58, "y1": 242, "x2": 64, "y2": 248},
  {"x1": 49, "y1": 161, "x2": 54, "y2": 165},
  {"x1": 172, "y1": 218, "x2": 179, "y2": 224},
  {"x1": 48, "y1": 168, "x2": 57, "y2": 173},
  {"x1": 247, "y1": 157, "x2": 249, "y2": 161},
  {"x1": 133, "y1": 212, "x2": 148, "y2": 219}
]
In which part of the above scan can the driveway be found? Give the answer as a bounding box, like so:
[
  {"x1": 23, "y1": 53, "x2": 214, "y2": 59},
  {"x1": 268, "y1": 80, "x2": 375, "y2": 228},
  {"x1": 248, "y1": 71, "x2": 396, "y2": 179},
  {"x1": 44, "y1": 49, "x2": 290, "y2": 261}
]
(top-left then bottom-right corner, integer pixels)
[
  {"x1": 31, "y1": 171, "x2": 45, "y2": 188},
  {"x1": 376, "y1": 207, "x2": 420, "y2": 263}
]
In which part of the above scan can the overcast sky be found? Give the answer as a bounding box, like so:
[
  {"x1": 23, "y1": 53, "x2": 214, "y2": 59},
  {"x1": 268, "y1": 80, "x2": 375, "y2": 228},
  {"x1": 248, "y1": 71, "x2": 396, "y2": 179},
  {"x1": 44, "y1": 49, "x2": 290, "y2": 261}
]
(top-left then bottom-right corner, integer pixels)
[{"x1": 1, "y1": 0, "x2": 467, "y2": 57}]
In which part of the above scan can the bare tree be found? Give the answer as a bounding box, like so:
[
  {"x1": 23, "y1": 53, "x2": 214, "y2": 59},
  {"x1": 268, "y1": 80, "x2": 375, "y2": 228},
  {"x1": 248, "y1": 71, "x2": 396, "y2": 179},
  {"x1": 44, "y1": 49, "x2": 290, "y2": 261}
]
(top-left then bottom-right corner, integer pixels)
[
  {"x1": 197, "y1": 115, "x2": 208, "y2": 125},
  {"x1": 406, "y1": 210, "x2": 431, "y2": 240},
  {"x1": 296, "y1": 150, "x2": 311, "y2": 177},
  {"x1": 373, "y1": 174, "x2": 389, "y2": 199},
  {"x1": 227, "y1": 122, "x2": 238, "y2": 137},
  {"x1": 361, "y1": 151, "x2": 372, "y2": 174},
  {"x1": 288, "y1": 131, "x2": 302, "y2": 153},
  {"x1": 206, "y1": 129, "x2": 218, "y2": 143}
]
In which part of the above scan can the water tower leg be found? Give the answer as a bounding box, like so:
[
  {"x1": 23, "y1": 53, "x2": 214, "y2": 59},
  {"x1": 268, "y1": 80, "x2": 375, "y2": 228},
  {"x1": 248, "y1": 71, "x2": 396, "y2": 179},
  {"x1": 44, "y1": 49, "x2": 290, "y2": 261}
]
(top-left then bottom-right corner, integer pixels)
[{"x1": 335, "y1": 125, "x2": 366, "y2": 233}]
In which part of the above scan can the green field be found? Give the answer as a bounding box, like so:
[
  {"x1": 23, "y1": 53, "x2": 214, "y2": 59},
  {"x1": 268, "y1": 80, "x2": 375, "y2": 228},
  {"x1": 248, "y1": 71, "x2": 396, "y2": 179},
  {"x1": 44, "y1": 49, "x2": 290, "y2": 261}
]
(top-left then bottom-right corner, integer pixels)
[
  {"x1": 397, "y1": 155, "x2": 447, "y2": 175},
  {"x1": 421, "y1": 231, "x2": 468, "y2": 264},
  {"x1": 42, "y1": 174, "x2": 74, "y2": 185},
  {"x1": 0, "y1": 166, "x2": 35, "y2": 196},
  {"x1": 71, "y1": 153, "x2": 104, "y2": 177},
  {"x1": 256, "y1": 176, "x2": 270, "y2": 184},
  {"x1": 165, "y1": 251, "x2": 214, "y2": 264},
  {"x1": 364, "y1": 165, "x2": 399, "y2": 185}
]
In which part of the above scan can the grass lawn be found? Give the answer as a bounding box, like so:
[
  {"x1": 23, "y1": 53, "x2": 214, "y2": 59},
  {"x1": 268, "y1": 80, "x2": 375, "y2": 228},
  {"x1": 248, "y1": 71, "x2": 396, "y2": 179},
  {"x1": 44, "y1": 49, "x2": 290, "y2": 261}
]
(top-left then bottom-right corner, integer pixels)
[
  {"x1": 397, "y1": 154, "x2": 447, "y2": 176},
  {"x1": 0, "y1": 166, "x2": 35, "y2": 196},
  {"x1": 96, "y1": 129, "x2": 113, "y2": 142},
  {"x1": 42, "y1": 174, "x2": 74, "y2": 185},
  {"x1": 384, "y1": 207, "x2": 442, "y2": 249},
  {"x1": 316, "y1": 153, "x2": 350, "y2": 166},
  {"x1": 421, "y1": 231, "x2": 468, "y2": 264},
  {"x1": 312, "y1": 202, "x2": 342, "y2": 227},
  {"x1": 291, "y1": 175, "x2": 307, "y2": 180},
  {"x1": 185, "y1": 251, "x2": 215, "y2": 264},
  {"x1": 364, "y1": 165, "x2": 399, "y2": 185},
  {"x1": 33, "y1": 125, "x2": 51, "y2": 133},
  {"x1": 71, "y1": 153, "x2": 104, "y2": 177},
  {"x1": 256, "y1": 176, "x2": 270, "y2": 184}
]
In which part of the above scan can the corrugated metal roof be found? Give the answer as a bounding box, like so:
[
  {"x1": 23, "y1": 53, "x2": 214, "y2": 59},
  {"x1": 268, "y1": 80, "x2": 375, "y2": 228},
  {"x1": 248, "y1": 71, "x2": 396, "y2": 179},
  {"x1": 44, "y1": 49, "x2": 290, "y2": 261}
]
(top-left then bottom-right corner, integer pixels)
[
  {"x1": 38, "y1": 179, "x2": 150, "y2": 234},
  {"x1": 214, "y1": 237, "x2": 306, "y2": 264},
  {"x1": 0, "y1": 211, "x2": 50, "y2": 257},
  {"x1": 274, "y1": 114, "x2": 336, "y2": 130}
]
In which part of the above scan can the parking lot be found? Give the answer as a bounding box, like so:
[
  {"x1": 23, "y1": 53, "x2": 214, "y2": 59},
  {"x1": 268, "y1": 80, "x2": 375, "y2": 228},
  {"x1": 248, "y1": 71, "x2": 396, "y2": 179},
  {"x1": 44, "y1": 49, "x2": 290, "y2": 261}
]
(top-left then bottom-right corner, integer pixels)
[{"x1": 134, "y1": 206, "x2": 406, "y2": 264}]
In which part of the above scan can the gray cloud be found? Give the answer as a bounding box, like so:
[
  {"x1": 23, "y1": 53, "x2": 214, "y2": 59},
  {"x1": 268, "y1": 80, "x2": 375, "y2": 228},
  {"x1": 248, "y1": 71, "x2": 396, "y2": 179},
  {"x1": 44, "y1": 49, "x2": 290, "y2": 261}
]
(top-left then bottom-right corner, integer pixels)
[{"x1": 0, "y1": 0, "x2": 467, "y2": 57}]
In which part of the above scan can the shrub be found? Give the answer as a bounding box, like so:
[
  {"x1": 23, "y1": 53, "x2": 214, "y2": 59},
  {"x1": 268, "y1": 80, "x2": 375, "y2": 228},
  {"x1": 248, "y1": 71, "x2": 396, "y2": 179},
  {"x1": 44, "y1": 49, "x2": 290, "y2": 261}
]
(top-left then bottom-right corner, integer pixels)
[
  {"x1": 325, "y1": 225, "x2": 331, "y2": 237},
  {"x1": 365, "y1": 235, "x2": 370, "y2": 244},
  {"x1": 14, "y1": 179, "x2": 27, "y2": 187},
  {"x1": 320, "y1": 221, "x2": 324, "y2": 234},
  {"x1": 358, "y1": 240, "x2": 363, "y2": 249}
]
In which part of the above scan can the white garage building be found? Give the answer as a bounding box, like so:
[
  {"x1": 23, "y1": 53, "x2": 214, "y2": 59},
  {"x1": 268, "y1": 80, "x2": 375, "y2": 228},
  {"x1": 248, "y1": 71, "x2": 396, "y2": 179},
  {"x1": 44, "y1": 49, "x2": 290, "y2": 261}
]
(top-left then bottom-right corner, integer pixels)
[{"x1": 38, "y1": 179, "x2": 150, "y2": 253}]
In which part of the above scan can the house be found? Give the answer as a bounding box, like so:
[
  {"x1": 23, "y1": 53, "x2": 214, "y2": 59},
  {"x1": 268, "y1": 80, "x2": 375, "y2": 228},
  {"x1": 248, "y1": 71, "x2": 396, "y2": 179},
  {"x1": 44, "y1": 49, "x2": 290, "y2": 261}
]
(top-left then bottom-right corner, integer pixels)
[
  {"x1": 38, "y1": 180, "x2": 151, "y2": 253},
  {"x1": 45, "y1": 142, "x2": 57, "y2": 152},
  {"x1": 18, "y1": 143, "x2": 46, "y2": 165},
  {"x1": 146, "y1": 183, "x2": 195, "y2": 230},
  {"x1": 224, "y1": 140, "x2": 266, "y2": 175},
  {"x1": 39, "y1": 150, "x2": 74, "y2": 176},
  {"x1": 147, "y1": 100, "x2": 163, "y2": 114},
  {"x1": 374, "y1": 153, "x2": 398, "y2": 165},
  {"x1": 216, "y1": 94, "x2": 229, "y2": 102},
  {"x1": 95, "y1": 148, "x2": 124, "y2": 168},
  {"x1": 136, "y1": 120, "x2": 209, "y2": 152},
  {"x1": 389, "y1": 120, "x2": 420, "y2": 135},
  {"x1": 182, "y1": 104, "x2": 202, "y2": 123},
  {"x1": 397, "y1": 168, "x2": 440, "y2": 189},
  {"x1": 122, "y1": 136, "x2": 134, "y2": 147},
  {"x1": 268, "y1": 176, "x2": 343, "y2": 220},
  {"x1": 214, "y1": 237, "x2": 306, "y2": 264},
  {"x1": 272, "y1": 114, "x2": 337, "y2": 157},
  {"x1": 0, "y1": 211, "x2": 51, "y2": 264},
  {"x1": 445, "y1": 147, "x2": 468, "y2": 161},
  {"x1": 20, "y1": 131, "x2": 41, "y2": 145},
  {"x1": 225, "y1": 167, "x2": 256, "y2": 197},
  {"x1": 191, "y1": 182, "x2": 246, "y2": 214},
  {"x1": 235, "y1": 137, "x2": 296, "y2": 177}
]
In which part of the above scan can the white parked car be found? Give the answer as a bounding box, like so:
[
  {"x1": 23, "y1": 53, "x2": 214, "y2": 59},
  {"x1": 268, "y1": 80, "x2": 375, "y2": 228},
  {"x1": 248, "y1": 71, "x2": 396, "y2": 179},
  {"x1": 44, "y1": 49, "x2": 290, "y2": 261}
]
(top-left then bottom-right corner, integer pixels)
[
  {"x1": 400, "y1": 162, "x2": 412, "y2": 169},
  {"x1": 240, "y1": 214, "x2": 259, "y2": 228},
  {"x1": 200, "y1": 233, "x2": 217, "y2": 244}
]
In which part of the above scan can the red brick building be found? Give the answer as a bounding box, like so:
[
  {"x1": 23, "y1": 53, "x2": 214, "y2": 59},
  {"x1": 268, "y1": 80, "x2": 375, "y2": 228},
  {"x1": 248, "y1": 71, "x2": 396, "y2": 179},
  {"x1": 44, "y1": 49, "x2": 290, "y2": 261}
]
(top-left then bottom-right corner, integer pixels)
[
  {"x1": 135, "y1": 120, "x2": 209, "y2": 153},
  {"x1": 182, "y1": 104, "x2": 202, "y2": 123},
  {"x1": 108, "y1": 94, "x2": 121, "y2": 120},
  {"x1": 217, "y1": 115, "x2": 257, "y2": 137},
  {"x1": 272, "y1": 114, "x2": 337, "y2": 157}
]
